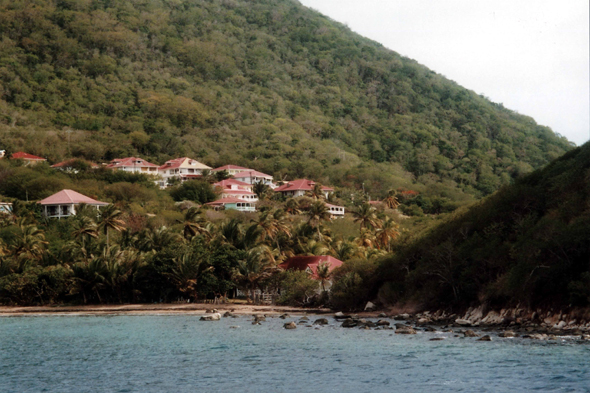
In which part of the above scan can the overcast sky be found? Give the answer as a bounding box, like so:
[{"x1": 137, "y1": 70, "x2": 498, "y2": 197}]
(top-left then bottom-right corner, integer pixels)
[{"x1": 298, "y1": 0, "x2": 589, "y2": 146}]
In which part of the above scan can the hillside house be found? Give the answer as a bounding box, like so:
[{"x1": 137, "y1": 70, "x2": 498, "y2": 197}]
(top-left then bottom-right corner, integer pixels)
[
  {"x1": 205, "y1": 197, "x2": 256, "y2": 212},
  {"x1": 274, "y1": 179, "x2": 334, "y2": 198},
  {"x1": 213, "y1": 179, "x2": 258, "y2": 201},
  {"x1": 211, "y1": 165, "x2": 253, "y2": 176},
  {"x1": 10, "y1": 152, "x2": 47, "y2": 165},
  {"x1": 279, "y1": 255, "x2": 344, "y2": 290},
  {"x1": 51, "y1": 159, "x2": 99, "y2": 173},
  {"x1": 39, "y1": 189, "x2": 108, "y2": 219},
  {"x1": 233, "y1": 170, "x2": 274, "y2": 187},
  {"x1": 326, "y1": 203, "x2": 345, "y2": 218},
  {"x1": 106, "y1": 157, "x2": 159, "y2": 175},
  {"x1": 157, "y1": 157, "x2": 211, "y2": 187}
]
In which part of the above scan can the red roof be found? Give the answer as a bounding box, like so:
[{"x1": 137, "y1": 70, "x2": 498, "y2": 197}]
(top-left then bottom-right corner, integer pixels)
[
  {"x1": 11, "y1": 152, "x2": 46, "y2": 161},
  {"x1": 106, "y1": 157, "x2": 158, "y2": 169},
  {"x1": 51, "y1": 159, "x2": 99, "y2": 169},
  {"x1": 206, "y1": 197, "x2": 255, "y2": 205},
  {"x1": 233, "y1": 170, "x2": 273, "y2": 179},
  {"x1": 279, "y1": 255, "x2": 344, "y2": 279},
  {"x1": 211, "y1": 165, "x2": 252, "y2": 172},
  {"x1": 213, "y1": 179, "x2": 252, "y2": 188},
  {"x1": 158, "y1": 157, "x2": 211, "y2": 170},
  {"x1": 274, "y1": 179, "x2": 334, "y2": 193},
  {"x1": 39, "y1": 189, "x2": 108, "y2": 206},
  {"x1": 220, "y1": 189, "x2": 255, "y2": 195}
]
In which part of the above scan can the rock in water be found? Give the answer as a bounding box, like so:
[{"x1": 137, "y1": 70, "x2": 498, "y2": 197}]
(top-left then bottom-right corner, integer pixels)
[
  {"x1": 395, "y1": 327, "x2": 417, "y2": 335},
  {"x1": 284, "y1": 322, "x2": 297, "y2": 330},
  {"x1": 464, "y1": 330, "x2": 479, "y2": 337},
  {"x1": 455, "y1": 319, "x2": 472, "y2": 326},
  {"x1": 341, "y1": 319, "x2": 358, "y2": 328},
  {"x1": 200, "y1": 313, "x2": 221, "y2": 321},
  {"x1": 279, "y1": 313, "x2": 289, "y2": 319},
  {"x1": 223, "y1": 311, "x2": 233, "y2": 318},
  {"x1": 376, "y1": 320, "x2": 390, "y2": 326},
  {"x1": 477, "y1": 335, "x2": 492, "y2": 341},
  {"x1": 314, "y1": 318, "x2": 329, "y2": 325},
  {"x1": 498, "y1": 330, "x2": 516, "y2": 338},
  {"x1": 430, "y1": 337, "x2": 445, "y2": 341}
]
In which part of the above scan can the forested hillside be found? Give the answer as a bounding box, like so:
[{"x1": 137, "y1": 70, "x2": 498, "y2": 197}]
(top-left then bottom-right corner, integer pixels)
[
  {"x1": 0, "y1": 0, "x2": 572, "y2": 201},
  {"x1": 376, "y1": 142, "x2": 590, "y2": 310}
]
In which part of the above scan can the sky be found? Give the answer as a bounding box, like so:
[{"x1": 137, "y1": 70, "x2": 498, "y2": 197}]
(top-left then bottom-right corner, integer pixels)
[{"x1": 298, "y1": 0, "x2": 589, "y2": 146}]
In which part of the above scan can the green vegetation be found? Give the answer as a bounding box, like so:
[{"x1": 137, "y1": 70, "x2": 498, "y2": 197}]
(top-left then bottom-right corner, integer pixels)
[
  {"x1": 0, "y1": 0, "x2": 573, "y2": 205},
  {"x1": 376, "y1": 142, "x2": 590, "y2": 311}
]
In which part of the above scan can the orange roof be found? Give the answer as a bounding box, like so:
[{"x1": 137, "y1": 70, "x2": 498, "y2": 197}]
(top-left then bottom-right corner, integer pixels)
[
  {"x1": 211, "y1": 165, "x2": 252, "y2": 172},
  {"x1": 206, "y1": 197, "x2": 255, "y2": 205},
  {"x1": 106, "y1": 157, "x2": 158, "y2": 169},
  {"x1": 274, "y1": 179, "x2": 334, "y2": 192},
  {"x1": 279, "y1": 255, "x2": 344, "y2": 279},
  {"x1": 11, "y1": 152, "x2": 46, "y2": 161},
  {"x1": 233, "y1": 170, "x2": 273, "y2": 179},
  {"x1": 51, "y1": 159, "x2": 99, "y2": 169},
  {"x1": 39, "y1": 189, "x2": 108, "y2": 206}
]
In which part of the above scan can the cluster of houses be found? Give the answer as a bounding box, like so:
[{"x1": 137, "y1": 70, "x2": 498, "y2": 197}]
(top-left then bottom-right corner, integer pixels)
[{"x1": 4, "y1": 152, "x2": 345, "y2": 218}]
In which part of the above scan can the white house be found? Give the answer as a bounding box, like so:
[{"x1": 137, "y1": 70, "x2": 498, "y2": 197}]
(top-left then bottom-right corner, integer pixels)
[
  {"x1": 205, "y1": 197, "x2": 256, "y2": 212},
  {"x1": 157, "y1": 157, "x2": 211, "y2": 187},
  {"x1": 274, "y1": 179, "x2": 334, "y2": 198},
  {"x1": 39, "y1": 189, "x2": 108, "y2": 219},
  {"x1": 211, "y1": 165, "x2": 253, "y2": 176},
  {"x1": 213, "y1": 179, "x2": 258, "y2": 202},
  {"x1": 233, "y1": 170, "x2": 274, "y2": 187},
  {"x1": 326, "y1": 203, "x2": 345, "y2": 218},
  {"x1": 106, "y1": 157, "x2": 159, "y2": 175}
]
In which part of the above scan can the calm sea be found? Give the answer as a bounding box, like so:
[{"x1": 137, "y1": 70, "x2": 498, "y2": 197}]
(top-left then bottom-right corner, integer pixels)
[{"x1": 0, "y1": 315, "x2": 588, "y2": 392}]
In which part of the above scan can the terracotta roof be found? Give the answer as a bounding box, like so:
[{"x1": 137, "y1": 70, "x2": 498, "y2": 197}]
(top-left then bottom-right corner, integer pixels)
[
  {"x1": 106, "y1": 157, "x2": 158, "y2": 169},
  {"x1": 233, "y1": 170, "x2": 273, "y2": 179},
  {"x1": 279, "y1": 255, "x2": 344, "y2": 279},
  {"x1": 39, "y1": 189, "x2": 109, "y2": 206},
  {"x1": 274, "y1": 179, "x2": 334, "y2": 192},
  {"x1": 213, "y1": 179, "x2": 252, "y2": 188},
  {"x1": 11, "y1": 152, "x2": 46, "y2": 161},
  {"x1": 206, "y1": 197, "x2": 255, "y2": 205},
  {"x1": 158, "y1": 157, "x2": 211, "y2": 170},
  {"x1": 51, "y1": 159, "x2": 99, "y2": 168},
  {"x1": 211, "y1": 165, "x2": 252, "y2": 172}
]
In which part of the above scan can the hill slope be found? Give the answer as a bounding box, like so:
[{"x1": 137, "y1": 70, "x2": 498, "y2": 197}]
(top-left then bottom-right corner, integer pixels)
[
  {"x1": 377, "y1": 142, "x2": 590, "y2": 310},
  {"x1": 0, "y1": 0, "x2": 573, "y2": 200}
]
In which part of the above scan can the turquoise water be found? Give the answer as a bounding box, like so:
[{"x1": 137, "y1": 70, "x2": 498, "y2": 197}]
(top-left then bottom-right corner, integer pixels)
[{"x1": 1, "y1": 316, "x2": 589, "y2": 392}]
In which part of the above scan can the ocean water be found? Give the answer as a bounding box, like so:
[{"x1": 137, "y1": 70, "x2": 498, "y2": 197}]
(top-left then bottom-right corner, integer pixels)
[{"x1": 0, "y1": 315, "x2": 589, "y2": 393}]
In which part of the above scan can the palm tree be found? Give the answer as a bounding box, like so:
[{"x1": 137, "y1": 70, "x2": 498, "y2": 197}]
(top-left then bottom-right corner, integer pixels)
[
  {"x1": 182, "y1": 207, "x2": 209, "y2": 240},
  {"x1": 167, "y1": 250, "x2": 212, "y2": 301},
  {"x1": 352, "y1": 203, "x2": 382, "y2": 234},
  {"x1": 138, "y1": 227, "x2": 181, "y2": 253},
  {"x1": 98, "y1": 205, "x2": 126, "y2": 247},
  {"x1": 10, "y1": 218, "x2": 48, "y2": 263},
  {"x1": 305, "y1": 200, "x2": 331, "y2": 240},
  {"x1": 71, "y1": 216, "x2": 98, "y2": 250},
  {"x1": 316, "y1": 261, "x2": 332, "y2": 292},
  {"x1": 375, "y1": 217, "x2": 400, "y2": 251},
  {"x1": 306, "y1": 183, "x2": 325, "y2": 200},
  {"x1": 330, "y1": 240, "x2": 358, "y2": 261},
  {"x1": 297, "y1": 239, "x2": 328, "y2": 256},
  {"x1": 383, "y1": 189, "x2": 400, "y2": 209},
  {"x1": 232, "y1": 246, "x2": 277, "y2": 303},
  {"x1": 252, "y1": 181, "x2": 271, "y2": 200},
  {"x1": 284, "y1": 198, "x2": 302, "y2": 215}
]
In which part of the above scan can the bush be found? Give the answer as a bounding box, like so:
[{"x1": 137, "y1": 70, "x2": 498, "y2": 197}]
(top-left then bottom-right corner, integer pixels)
[
  {"x1": 277, "y1": 270, "x2": 319, "y2": 306},
  {"x1": 330, "y1": 258, "x2": 378, "y2": 310},
  {"x1": 169, "y1": 180, "x2": 216, "y2": 204}
]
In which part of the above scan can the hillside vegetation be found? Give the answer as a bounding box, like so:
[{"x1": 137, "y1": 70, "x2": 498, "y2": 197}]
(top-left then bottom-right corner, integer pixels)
[
  {"x1": 376, "y1": 142, "x2": 590, "y2": 311},
  {"x1": 0, "y1": 0, "x2": 573, "y2": 202}
]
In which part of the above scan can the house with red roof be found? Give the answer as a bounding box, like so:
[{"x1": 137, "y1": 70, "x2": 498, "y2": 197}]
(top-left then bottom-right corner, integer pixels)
[
  {"x1": 205, "y1": 197, "x2": 256, "y2": 212},
  {"x1": 105, "y1": 157, "x2": 159, "y2": 175},
  {"x1": 279, "y1": 255, "x2": 344, "y2": 290},
  {"x1": 233, "y1": 170, "x2": 274, "y2": 187},
  {"x1": 51, "y1": 159, "x2": 99, "y2": 173},
  {"x1": 213, "y1": 179, "x2": 258, "y2": 202},
  {"x1": 157, "y1": 157, "x2": 211, "y2": 188},
  {"x1": 39, "y1": 189, "x2": 108, "y2": 218},
  {"x1": 10, "y1": 152, "x2": 47, "y2": 165},
  {"x1": 274, "y1": 179, "x2": 334, "y2": 198},
  {"x1": 210, "y1": 165, "x2": 253, "y2": 176}
]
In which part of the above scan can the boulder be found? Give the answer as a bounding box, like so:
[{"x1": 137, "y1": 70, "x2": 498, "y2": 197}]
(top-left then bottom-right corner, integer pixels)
[
  {"x1": 455, "y1": 319, "x2": 472, "y2": 326},
  {"x1": 498, "y1": 330, "x2": 516, "y2": 338},
  {"x1": 253, "y1": 315, "x2": 266, "y2": 323},
  {"x1": 395, "y1": 323, "x2": 411, "y2": 329},
  {"x1": 200, "y1": 313, "x2": 221, "y2": 321},
  {"x1": 417, "y1": 318, "x2": 430, "y2": 324},
  {"x1": 279, "y1": 313, "x2": 290, "y2": 319},
  {"x1": 477, "y1": 335, "x2": 492, "y2": 341},
  {"x1": 205, "y1": 309, "x2": 218, "y2": 313},
  {"x1": 299, "y1": 316, "x2": 309, "y2": 321},
  {"x1": 424, "y1": 326, "x2": 437, "y2": 332},
  {"x1": 430, "y1": 337, "x2": 445, "y2": 341},
  {"x1": 341, "y1": 319, "x2": 358, "y2": 328},
  {"x1": 395, "y1": 327, "x2": 417, "y2": 335},
  {"x1": 464, "y1": 330, "x2": 479, "y2": 337},
  {"x1": 284, "y1": 322, "x2": 297, "y2": 329},
  {"x1": 378, "y1": 313, "x2": 388, "y2": 318},
  {"x1": 314, "y1": 318, "x2": 329, "y2": 325},
  {"x1": 364, "y1": 301, "x2": 376, "y2": 311},
  {"x1": 376, "y1": 320, "x2": 391, "y2": 326},
  {"x1": 554, "y1": 321, "x2": 567, "y2": 329},
  {"x1": 397, "y1": 313, "x2": 411, "y2": 320},
  {"x1": 223, "y1": 311, "x2": 234, "y2": 318}
]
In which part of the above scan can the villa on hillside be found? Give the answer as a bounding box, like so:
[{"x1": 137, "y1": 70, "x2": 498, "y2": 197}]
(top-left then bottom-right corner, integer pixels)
[
  {"x1": 205, "y1": 197, "x2": 256, "y2": 212},
  {"x1": 39, "y1": 189, "x2": 108, "y2": 219},
  {"x1": 51, "y1": 159, "x2": 99, "y2": 173},
  {"x1": 106, "y1": 157, "x2": 159, "y2": 175},
  {"x1": 211, "y1": 165, "x2": 253, "y2": 176},
  {"x1": 233, "y1": 170, "x2": 275, "y2": 187},
  {"x1": 279, "y1": 255, "x2": 344, "y2": 291},
  {"x1": 10, "y1": 152, "x2": 47, "y2": 165},
  {"x1": 326, "y1": 203, "x2": 345, "y2": 218},
  {"x1": 274, "y1": 179, "x2": 334, "y2": 198},
  {"x1": 213, "y1": 179, "x2": 258, "y2": 201},
  {"x1": 157, "y1": 157, "x2": 211, "y2": 188}
]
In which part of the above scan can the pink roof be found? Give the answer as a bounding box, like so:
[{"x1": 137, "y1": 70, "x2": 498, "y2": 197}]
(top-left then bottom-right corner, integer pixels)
[
  {"x1": 11, "y1": 152, "x2": 46, "y2": 161},
  {"x1": 213, "y1": 179, "x2": 252, "y2": 188},
  {"x1": 220, "y1": 189, "x2": 255, "y2": 195},
  {"x1": 51, "y1": 159, "x2": 99, "y2": 168},
  {"x1": 158, "y1": 157, "x2": 210, "y2": 170},
  {"x1": 211, "y1": 165, "x2": 252, "y2": 172},
  {"x1": 279, "y1": 255, "x2": 344, "y2": 279},
  {"x1": 106, "y1": 157, "x2": 158, "y2": 169},
  {"x1": 39, "y1": 189, "x2": 108, "y2": 206},
  {"x1": 274, "y1": 179, "x2": 334, "y2": 193},
  {"x1": 206, "y1": 197, "x2": 255, "y2": 205},
  {"x1": 233, "y1": 170, "x2": 273, "y2": 179}
]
